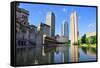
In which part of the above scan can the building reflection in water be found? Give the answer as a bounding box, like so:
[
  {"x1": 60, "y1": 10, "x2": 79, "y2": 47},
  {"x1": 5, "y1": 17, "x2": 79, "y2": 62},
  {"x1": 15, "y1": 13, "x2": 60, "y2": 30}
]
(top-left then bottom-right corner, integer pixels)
[
  {"x1": 70, "y1": 44, "x2": 79, "y2": 62},
  {"x1": 16, "y1": 43, "x2": 96, "y2": 65},
  {"x1": 16, "y1": 44, "x2": 70, "y2": 65},
  {"x1": 54, "y1": 44, "x2": 69, "y2": 63}
]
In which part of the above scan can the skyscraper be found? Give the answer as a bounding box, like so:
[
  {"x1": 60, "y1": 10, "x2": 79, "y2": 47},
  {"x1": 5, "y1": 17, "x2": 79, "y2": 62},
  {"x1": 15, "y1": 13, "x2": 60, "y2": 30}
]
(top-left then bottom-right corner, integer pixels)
[
  {"x1": 61, "y1": 20, "x2": 69, "y2": 39},
  {"x1": 70, "y1": 11, "x2": 78, "y2": 45},
  {"x1": 70, "y1": 11, "x2": 79, "y2": 62},
  {"x1": 46, "y1": 12, "x2": 55, "y2": 37}
]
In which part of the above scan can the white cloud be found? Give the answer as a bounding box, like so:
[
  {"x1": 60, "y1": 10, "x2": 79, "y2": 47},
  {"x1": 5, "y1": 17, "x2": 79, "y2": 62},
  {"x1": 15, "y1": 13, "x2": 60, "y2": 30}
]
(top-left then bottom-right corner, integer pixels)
[
  {"x1": 88, "y1": 23, "x2": 96, "y2": 31},
  {"x1": 62, "y1": 7, "x2": 67, "y2": 12},
  {"x1": 88, "y1": 23, "x2": 96, "y2": 28}
]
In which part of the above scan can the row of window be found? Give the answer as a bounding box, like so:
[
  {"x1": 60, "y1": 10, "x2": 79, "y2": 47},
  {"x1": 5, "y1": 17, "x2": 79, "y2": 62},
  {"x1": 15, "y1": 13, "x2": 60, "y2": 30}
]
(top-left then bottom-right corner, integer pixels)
[{"x1": 17, "y1": 40, "x2": 26, "y2": 46}]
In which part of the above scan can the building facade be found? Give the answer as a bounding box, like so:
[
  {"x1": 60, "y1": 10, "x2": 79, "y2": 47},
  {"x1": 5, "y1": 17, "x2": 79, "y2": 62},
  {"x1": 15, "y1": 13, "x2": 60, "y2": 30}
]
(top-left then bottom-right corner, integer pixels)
[
  {"x1": 16, "y1": 4, "x2": 37, "y2": 48},
  {"x1": 46, "y1": 12, "x2": 55, "y2": 37},
  {"x1": 29, "y1": 25, "x2": 37, "y2": 45},
  {"x1": 70, "y1": 11, "x2": 79, "y2": 62},
  {"x1": 70, "y1": 11, "x2": 79, "y2": 44},
  {"x1": 86, "y1": 32, "x2": 96, "y2": 38},
  {"x1": 61, "y1": 20, "x2": 69, "y2": 42},
  {"x1": 38, "y1": 22, "x2": 50, "y2": 37}
]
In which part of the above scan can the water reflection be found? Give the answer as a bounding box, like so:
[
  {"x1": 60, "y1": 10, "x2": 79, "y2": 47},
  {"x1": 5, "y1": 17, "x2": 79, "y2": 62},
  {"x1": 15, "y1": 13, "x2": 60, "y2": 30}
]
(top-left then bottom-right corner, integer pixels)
[
  {"x1": 16, "y1": 44, "x2": 96, "y2": 65},
  {"x1": 81, "y1": 47, "x2": 96, "y2": 56},
  {"x1": 70, "y1": 44, "x2": 79, "y2": 62},
  {"x1": 79, "y1": 46, "x2": 96, "y2": 62},
  {"x1": 54, "y1": 44, "x2": 69, "y2": 63}
]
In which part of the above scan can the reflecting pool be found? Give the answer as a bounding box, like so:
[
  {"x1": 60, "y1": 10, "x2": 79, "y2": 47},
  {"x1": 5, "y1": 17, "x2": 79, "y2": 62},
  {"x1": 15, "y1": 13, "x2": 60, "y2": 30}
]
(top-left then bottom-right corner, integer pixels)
[{"x1": 16, "y1": 44, "x2": 96, "y2": 65}]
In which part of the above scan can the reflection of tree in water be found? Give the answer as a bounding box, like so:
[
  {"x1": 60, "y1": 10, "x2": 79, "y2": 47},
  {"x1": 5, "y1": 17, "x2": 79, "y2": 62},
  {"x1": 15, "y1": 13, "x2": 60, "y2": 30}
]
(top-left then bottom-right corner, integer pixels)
[
  {"x1": 81, "y1": 47, "x2": 87, "y2": 54},
  {"x1": 88, "y1": 47, "x2": 96, "y2": 56},
  {"x1": 81, "y1": 46, "x2": 96, "y2": 56},
  {"x1": 90, "y1": 47, "x2": 96, "y2": 53},
  {"x1": 16, "y1": 43, "x2": 96, "y2": 65}
]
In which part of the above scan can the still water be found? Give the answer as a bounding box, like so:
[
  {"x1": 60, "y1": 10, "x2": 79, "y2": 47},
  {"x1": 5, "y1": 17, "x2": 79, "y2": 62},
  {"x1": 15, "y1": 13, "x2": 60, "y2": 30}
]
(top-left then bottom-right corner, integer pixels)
[{"x1": 16, "y1": 44, "x2": 96, "y2": 65}]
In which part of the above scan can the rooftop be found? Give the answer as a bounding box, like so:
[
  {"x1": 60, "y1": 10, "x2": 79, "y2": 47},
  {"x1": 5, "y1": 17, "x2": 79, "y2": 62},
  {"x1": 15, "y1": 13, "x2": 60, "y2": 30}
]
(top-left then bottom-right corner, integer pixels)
[
  {"x1": 40, "y1": 23, "x2": 50, "y2": 27},
  {"x1": 17, "y1": 7, "x2": 29, "y2": 15}
]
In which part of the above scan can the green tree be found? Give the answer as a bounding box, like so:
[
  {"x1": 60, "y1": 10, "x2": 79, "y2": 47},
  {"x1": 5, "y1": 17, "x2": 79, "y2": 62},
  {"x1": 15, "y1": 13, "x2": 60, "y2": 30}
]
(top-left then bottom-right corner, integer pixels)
[
  {"x1": 90, "y1": 35, "x2": 96, "y2": 44},
  {"x1": 68, "y1": 40, "x2": 70, "y2": 44},
  {"x1": 86, "y1": 35, "x2": 96, "y2": 44},
  {"x1": 81, "y1": 34, "x2": 86, "y2": 44},
  {"x1": 86, "y1": 38, "x2": 89, "y2": 44}
]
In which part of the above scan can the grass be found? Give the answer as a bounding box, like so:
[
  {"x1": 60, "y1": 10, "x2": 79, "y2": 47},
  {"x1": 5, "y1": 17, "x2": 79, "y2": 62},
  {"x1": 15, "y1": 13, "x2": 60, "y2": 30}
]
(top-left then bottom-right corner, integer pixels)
[{"x1": 80, "y1": 43, "x2": 96, "y2": 48}]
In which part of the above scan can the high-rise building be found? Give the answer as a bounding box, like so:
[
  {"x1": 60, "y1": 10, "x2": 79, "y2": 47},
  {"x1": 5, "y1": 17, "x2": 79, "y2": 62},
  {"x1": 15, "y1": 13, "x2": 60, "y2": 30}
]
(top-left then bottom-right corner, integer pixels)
[
  {"x1": 70, "y1": 11, "x2": 79, "y2": 45},
  {"x1": 59, "y1": 20, "x2": 69, "y2": 42},
  {"x1": 46, "y1": 12, "x2": 55, "y2": 37},
  {"x1": 70, "y1": 11, "x2": 79, "y2": 62},
  {"x1": 61, "y1": 20, "x2": 69, "y2": 39},
  {"x1": 38, "y1": 22, "x2": 50, "y2": 37}
]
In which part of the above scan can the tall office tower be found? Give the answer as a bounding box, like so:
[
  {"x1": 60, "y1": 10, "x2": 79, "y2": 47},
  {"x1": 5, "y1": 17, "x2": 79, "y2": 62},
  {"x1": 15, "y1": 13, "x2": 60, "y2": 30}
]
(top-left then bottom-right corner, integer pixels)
[
  {"x1": 61, "y1": 20, "x2": 69, "y2": 39},
  {"x1": 70, "y1": 11, "x2": 79, "y2": 45},
  {"x1": 46, "y1": 12, "x2": 55, "y2": 37},
  {"x1": 70, "y1": 11, "x2": 79, "y2": 62}
]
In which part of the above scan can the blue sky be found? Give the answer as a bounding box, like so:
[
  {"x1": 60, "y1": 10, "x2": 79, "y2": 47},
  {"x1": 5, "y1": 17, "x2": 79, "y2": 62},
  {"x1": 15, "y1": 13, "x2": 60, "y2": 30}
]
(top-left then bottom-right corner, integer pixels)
[{"x1": 19, "y1": 3, "x2": 96, "y2": 37}]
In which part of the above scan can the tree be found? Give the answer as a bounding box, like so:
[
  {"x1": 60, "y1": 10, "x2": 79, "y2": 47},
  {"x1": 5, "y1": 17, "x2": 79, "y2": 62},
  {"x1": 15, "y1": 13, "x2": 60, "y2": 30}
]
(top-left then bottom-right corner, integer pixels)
[
  {"x1": 68, "y1": 40, "x2": 70, "y2": 44},
  {"x1": 90, "y1": 35, "x2": 96, "y2": 44},
  {"x1": 81, "y1": 34, "x2": 86, "y2": 44},
  {"x1": 85, "y1": 35, "x2": 96, "y2": 44},
  {"x1": 86, "y1": 38, "x2": 89, "y2": 44},
  {"x1": 94, "y1": 35, "x2": 96, "y2": 43}
]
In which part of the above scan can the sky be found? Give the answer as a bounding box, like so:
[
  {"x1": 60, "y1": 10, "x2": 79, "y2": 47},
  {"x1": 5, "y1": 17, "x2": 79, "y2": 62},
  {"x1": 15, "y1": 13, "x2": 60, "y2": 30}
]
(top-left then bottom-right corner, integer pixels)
[{"x1": 19, "y1": 3, "x2": 97, "y2": 38}]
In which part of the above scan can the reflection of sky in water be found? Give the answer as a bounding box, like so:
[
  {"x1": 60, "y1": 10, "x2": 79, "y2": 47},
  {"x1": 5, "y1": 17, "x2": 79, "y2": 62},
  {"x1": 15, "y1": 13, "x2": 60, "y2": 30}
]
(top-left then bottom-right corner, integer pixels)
[
  {"x1": 54, "y1": 52, "x2": 62, "y2": 63},
  {"x1": 54, "y1": 46, "x2": 96, "y2": 63},
  {"x1": 16, "y1": 44, "x2": 96, "y2": 65},
  {"x1": 79, "y1": 49, "x2": 96, "y2": 62}
]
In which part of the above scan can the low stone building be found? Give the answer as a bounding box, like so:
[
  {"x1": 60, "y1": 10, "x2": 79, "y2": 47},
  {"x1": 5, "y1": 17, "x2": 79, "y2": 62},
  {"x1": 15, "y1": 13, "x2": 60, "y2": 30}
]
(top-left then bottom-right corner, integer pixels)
[
  {"x1": 56, "y1": 36, "x2": 68, "y2": 43},
  {"x1": 37, "y1": 22, "x2": 50, "y2": 45},
  {"x1": 16, "y1": 3, "x2": 37, "y2": 48},
  {"x1": 86, "y1": 32, "x2": 96, "y2": 38},
  {"x1": 29, "y1": 25, "x2": 37, "y2": 46},
  {"x1": 38, "y1": 22, "x2": 50, "y2": 36}
]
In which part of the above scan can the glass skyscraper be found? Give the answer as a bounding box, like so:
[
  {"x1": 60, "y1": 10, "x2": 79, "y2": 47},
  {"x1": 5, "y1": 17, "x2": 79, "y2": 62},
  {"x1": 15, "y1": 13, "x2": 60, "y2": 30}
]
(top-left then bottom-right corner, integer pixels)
[{"x1": 46, "y1": 12, "x2": 55, "y2": 37}]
